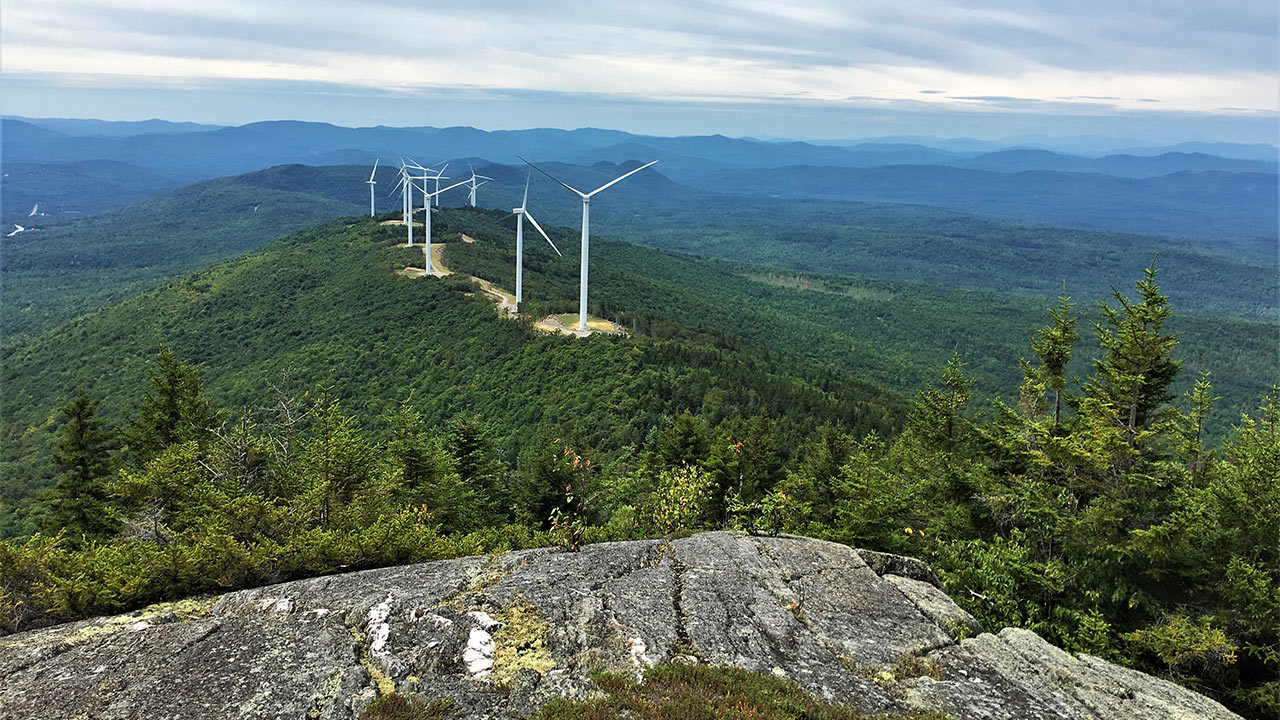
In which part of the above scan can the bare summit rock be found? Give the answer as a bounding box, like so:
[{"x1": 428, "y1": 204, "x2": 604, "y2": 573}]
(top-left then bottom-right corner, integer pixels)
[{"x1": 0, "y1": 532, "x2": 1240, "y2": 720}]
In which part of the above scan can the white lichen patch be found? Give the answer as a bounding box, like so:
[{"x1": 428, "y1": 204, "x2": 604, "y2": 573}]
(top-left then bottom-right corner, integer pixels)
[
  {"x1": 464, "y1": 627, "x2": 496, "y2": 678},
  {"x1": 628, "y1": 637, "x2": 653, "y2": 667},
  {"x1": 257, "y1": 597, "x2": 293, "y2": 614},
  {"x1": 365, "y1": 594, "x2": 395, "y2": 658},
  {"x1": 467, "y1": 610, "x2": 504, "y2": 631}
]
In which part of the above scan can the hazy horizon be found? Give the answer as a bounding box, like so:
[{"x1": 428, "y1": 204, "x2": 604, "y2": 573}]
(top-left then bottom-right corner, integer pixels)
[{"x1": 2, "y1": 1, "x2": 1275, "y2": 146}]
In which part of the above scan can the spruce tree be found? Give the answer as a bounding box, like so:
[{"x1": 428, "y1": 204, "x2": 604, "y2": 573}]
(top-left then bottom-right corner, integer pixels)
[
  {"x1": 124, "y1": 349, "x2": 217, "y2": 465},
  {"x1": 1086, "y1": 263, "x2": 1181, "y2": 449},
  {"x1": 654, "y1": 412, "x2": 709, "y2": 469},
  {"x1": 46, "y1": 390, "x2": 118, "y2": 537},
  {"x1": 1030, "y1": 289, "x2": 1079, "y2": 426}
]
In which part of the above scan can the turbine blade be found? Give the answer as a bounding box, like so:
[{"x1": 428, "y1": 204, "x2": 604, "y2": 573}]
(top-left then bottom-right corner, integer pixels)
[
  {"x1": 518, "y1": 155, "x2": 585, "y2": 197},
  {"x1": 522, "y1": 171, "x2": 531, "y2": 208},
  {"x1": 523, "y1": 211, "x2": 561, "y2": 256},
  {"x1": 430, "y1": 178, "x2": 471, "y2": 197},
  {"x1": 586, "y1": 160, "x2": 660, "y2": 197},
  {"x1": 369, "y1": 158, "x2": 379, "y2": 181}
]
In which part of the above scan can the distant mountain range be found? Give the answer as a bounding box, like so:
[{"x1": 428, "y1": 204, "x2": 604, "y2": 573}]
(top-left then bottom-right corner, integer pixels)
[{"x1": 2, "y1": 118, "x2": 1275, "y2": 239}]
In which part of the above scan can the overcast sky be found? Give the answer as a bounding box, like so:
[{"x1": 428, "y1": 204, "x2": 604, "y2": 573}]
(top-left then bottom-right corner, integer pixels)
[{"x1": 2, "y1": 0, "x2": 1276, "y2": 142}]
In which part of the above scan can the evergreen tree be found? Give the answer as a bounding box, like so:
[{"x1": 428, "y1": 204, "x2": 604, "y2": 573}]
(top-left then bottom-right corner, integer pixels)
[
  {"x1": 124, "y1": 349, "x2": 217, "y2": 465},
  {"x1": 445, "y1": 416, "x2": 501, "y2": 523},
  {"x1": 1029, "y1": 289, "x2": 1079, "y2": 426},
  {"x1": 654, "y1": 412, "x2": 709, "y2": 469},
  {"x1": 908, "y1": 352, "x2": 973, "y2": 452},
  {"x1": 304, "y1": 396, "x2": 375, "y2": 528},
  {"x1": 387, "y1": 402, "x2": 435, "y2": 498},
  {"x1": 45, "y1": 390, "x2": 118, "y2": 538},
  {"x1": 1086, "y1": 263, "x2": 1181, "y2": 449}
]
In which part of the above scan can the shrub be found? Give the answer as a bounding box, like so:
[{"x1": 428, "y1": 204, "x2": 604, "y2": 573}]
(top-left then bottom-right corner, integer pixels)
[{"x1": 536, "y1": 663, "x2": 949, "y2": 720}]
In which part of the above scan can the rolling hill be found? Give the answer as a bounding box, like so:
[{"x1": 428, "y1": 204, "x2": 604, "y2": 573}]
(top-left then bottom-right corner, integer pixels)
[
  {"x1": 0, "y1": 210, "x2": 906, "y2": 534},
  {"x1": 4, "y1": 207, "x2": 1276, "y2": 537}
]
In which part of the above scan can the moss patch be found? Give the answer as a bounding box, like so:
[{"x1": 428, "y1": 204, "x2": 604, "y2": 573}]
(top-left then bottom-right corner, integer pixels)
[
  {"x1": 536, "y1": 663, "x2": 949, "y2": 720},
  {"x1": 491, "y1": 598, "x2": 556, "y2": 684},
  {"x1": 8, "y1": 595, "x2": 216, "y2": 649},
  {"x1": 360, "y1": 693, "x2": 460, "y2": 719}
]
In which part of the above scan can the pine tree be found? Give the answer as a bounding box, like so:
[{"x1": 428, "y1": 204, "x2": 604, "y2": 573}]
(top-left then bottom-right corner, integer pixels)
[
  {"x1": 654, "y1": 412, "x2": 709, "y2": 469},
  {"x1": 387, "y1": 402, "x2": 434, "y2": 495},
  {"x1": 1029, "y1": 289, "x2": 1079, "y2": 427},
  {"x1": 45, "y1": 390, "x2": 118, "y2": 537},
  {"x1": 909, "y1": 352, "x2": 973, "y2": 452},
  {"x1": 124, "y1": 349, "x2": 217, "y2": 465},
  {"x1": 304, "y1": 396, "x2": 374, "y2": 528},
  {"x1": 445, "y1": 415, "x2": 501, "y2": 523},
  {"x1": 1086, "y1": 263, "x2": 1181, "y2": 450}
]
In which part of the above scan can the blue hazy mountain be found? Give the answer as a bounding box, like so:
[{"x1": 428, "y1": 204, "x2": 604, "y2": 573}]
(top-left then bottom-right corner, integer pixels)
[
  {"x1": 9, "y1": 116, "x2": 225, "y2": 137},
  {"x1": 3, "y1": 118, "x2": 1275, "y2": 243}
]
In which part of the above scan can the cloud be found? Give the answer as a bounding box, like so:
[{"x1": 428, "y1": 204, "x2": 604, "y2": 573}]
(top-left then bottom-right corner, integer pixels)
[{"x1": 0, "y1": 0, "x2": 1275, "y2": 120}]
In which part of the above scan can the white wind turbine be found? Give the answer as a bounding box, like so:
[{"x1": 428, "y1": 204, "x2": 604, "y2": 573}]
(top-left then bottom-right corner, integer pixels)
[
  {"x1": 412, "y1": 176, "x2": 471, "y2": 275},
  {"x1": 426, "y1": 162, "x2": 450, "y2": 206},
  {"x1": 389, "y1": 161, "x2": 409, "y2": 225},
  {"x1": 404, "y1": 160, "x2": 450, "y2": 247},
  {"x1": 465, "y1": 161, "x2": 493, "y2": 207},
  {"x1": 388, "y1": 161, "x2": 421, "y2": 246},
  {"x1": 521, "y1": 158, "x2": 659, "y2": 332},
  {"x1": 511, "y1": 172, "x2": 561, "y2": 306},
  {"x1": 366, "y1": 159, "x2": 379, "y2": 217}
]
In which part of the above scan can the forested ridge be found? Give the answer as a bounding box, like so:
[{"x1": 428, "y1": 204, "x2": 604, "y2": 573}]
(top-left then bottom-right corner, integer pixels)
[
  {"x1": 0, "y1": 208, "x2": 1276, "y2": 716},
  {"x1": 4, "y1": 208, "x2": 1274, "y2": 526}
]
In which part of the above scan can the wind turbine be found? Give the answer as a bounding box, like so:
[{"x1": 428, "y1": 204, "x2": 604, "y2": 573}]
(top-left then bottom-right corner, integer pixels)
[
  {"x1": 366, "y1": 159, "x2": 379, "y2": 217},
  {"x1": 412, "y1": 176, "x2": 471, "y2": 275},
  {"x1": 432, "y1": 163, "x2": 450, "y2": 206},
  {"x1": 521, "y1": 158, "x2": 658, "y2": 332},
  {"x1": 404, "y1": 160, "x2": 450, "y2": 246},
  {"x1": 465, "y1": 161, "x2": 493, "y2": 208},
  {"x1": 398, "y1": 163, "x2": 416, "y2": 246},
  {"x1": 512, "y1": 172, "x2": 561, "y2": 306}
]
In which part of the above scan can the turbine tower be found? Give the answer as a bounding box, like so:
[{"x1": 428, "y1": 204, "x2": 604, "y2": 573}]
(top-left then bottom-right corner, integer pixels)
[
  {"x1": 404, "y1": 160, "x2": 449, "y2": 247},
  {"x1": 412, "y1": 177, "x2": 470, "y2": 274},
  {"x1": 433, "y1": 163, "x2": 449, "y2": 206},
  {"x1": 465, "y1": 161, "x2": 493, "y2": 208},
  {"x1": 521, "y1": 158, "x2": 658, "y2": 331},
  {"x1": 512, "y1": 172, "x2": 561, "y2": 306},
  {"x1": 366, "y1": 159, "x2": 379, "y2": 217}
]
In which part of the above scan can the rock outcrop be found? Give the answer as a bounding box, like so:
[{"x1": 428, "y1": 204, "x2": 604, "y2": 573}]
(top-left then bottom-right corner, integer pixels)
[{"x1": 0, "y1": 532, "x2": 1240, "y2": 719}]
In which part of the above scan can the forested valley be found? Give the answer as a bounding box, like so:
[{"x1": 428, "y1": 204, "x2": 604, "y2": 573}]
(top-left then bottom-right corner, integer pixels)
[{"x1": 0, "y1": 210, "x2": 1276, "y2": 715}]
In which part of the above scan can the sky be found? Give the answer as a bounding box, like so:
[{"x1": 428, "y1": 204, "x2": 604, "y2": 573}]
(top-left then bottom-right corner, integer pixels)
[{"x1": 1, "y1": 0, "x2": 1277, "y2": 143}]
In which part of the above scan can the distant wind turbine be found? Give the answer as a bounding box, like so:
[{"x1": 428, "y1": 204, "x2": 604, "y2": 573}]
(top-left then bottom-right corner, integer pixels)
[
  {"x1": 393, "y1": 163, "x2": 416, "y2": 246},
  {"x1": 432, "y1": 163, "x2": 450, "y2": 206},
  {"x1": 521, "y1": 158, "x2": 658, "y2": 331},
  {"x1": 366, "y1": 159, "x2": 379, "y2": 217},
  {"x1": 412, "y1": 176, "x2": 471, "y2": 274},
  {"x1": 465, "y1": 161, "x2": 493, "y2": 208},
  {"x1": 512, "y1": 172, "x2": 561, "y2": 306},
  {"x1": 404, "y1": 161, "x2": 450, "y2": 247}
]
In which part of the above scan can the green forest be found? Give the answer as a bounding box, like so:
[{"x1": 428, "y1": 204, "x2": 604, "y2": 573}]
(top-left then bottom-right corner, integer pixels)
[
  {"x1": 0, "y1": 210, "x2": 1275, "y2": 715},
  {"x1": 4, "y1": 209, "x2": 1275, "y2": 535}
]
